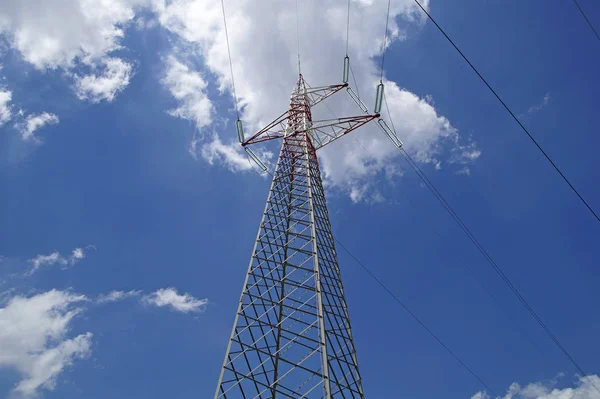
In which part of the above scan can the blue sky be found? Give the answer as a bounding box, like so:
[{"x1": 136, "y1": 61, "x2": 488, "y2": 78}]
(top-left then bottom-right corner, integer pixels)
[{"x1": 0, "y1": 0, "x2": 599, "y2": 398}]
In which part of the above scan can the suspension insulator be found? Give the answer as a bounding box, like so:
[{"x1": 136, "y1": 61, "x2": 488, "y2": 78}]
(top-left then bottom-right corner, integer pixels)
[
  {"x1": 378, "y1": 118, "x2": 403, "y2": 149},
  {"x1": 236, "y1": 119, "x2": 244, "y2": 143},
  {"x1": 374, "y1": 83, "x2": 384, "y2": 114},
  {"x1": 347, "y1": 87, "x2": 368, "y2": 113},
  {"x1": 343, "y1": 56, "x2": 350, "y2": 83},
  {"x1": 244, "y1": 147, "x2": 268, "y2": 172}
]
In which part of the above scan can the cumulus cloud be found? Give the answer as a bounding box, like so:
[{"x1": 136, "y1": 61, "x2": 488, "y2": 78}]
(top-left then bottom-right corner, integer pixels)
[
  {"x1": 0, "y1": 0, "x2": 146, "y2": 100},
  {"x1": 152, "y1": 0, "x2": 478, "y2": 200},
  {"x1": 472, "y1": 375, "x2": 600, "y2": 399},
  {"x1": 15, "y1": 112, "x2": 59, "y2": 142},
  {"x1": 74, "y1": 58, "x2": 134, "y2": 103},
  {"x1": 27, "y1": 247, "x2": 88, "y2": 275},
  {"x1": 96, "y1": 289, "x2": 141, "y2": 303},
  {"x1": 0, "y1": 290, "x2": 92, "y2": 397},
  {"x1": 0, "y1": 88, "x2": 12, "y2": 125},
  {"x1": 142, "y1": 287, "x2": 208, "y2": 313}
]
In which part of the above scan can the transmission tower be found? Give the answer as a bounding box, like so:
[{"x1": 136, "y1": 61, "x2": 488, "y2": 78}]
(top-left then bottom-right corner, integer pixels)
[{"x1": 214, "y1": 74, "x2": 380, "y2": 398}]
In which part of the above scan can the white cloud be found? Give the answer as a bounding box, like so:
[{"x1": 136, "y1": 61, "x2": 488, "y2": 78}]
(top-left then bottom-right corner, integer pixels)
[
  {"x1": 0, "y1": 0, "x2": 143, "y2": 69},
  {"x1": 162, "y1": 55, "x2": 213, "y2": 129},
  {"x1": 74, "y1": 58, "x2": 134, "y2": 103},
  {"x1": 0, "y1": 0, "x2": 146, "y2": 101},
  {"x1": 142, "y1": 287, "x2": 208, "y2": 313},
  {"x1": 96, "y1": 290, "x2": 141, "y2": 303},
  {"x1": 193, "y1": 134, "x2": 274, "y2": 174},
  {"x1": 28, "y1": 252, "x2": 67, "y2": 272},
  {"x1": 152, "y1": 0, "x2": 478, "y2": 200},
  {"x1": 528, "y1": 93, "x2": 550, "y2": 114},
  {"x1": 1, "y1": 0, "x2": 479, "y2": 199},
  {"x1": 27, "y1": 247, "x2": 89, "y2": 275},
  {"x1": 0, "y1": 290, "x2": 92, "y2": 397},
  {"x1": 0, "y1": 88, "x2": 11, "y2": 125},
  {"x1": 16, "y1": 112, "x2": 59, "y2": 142},
  {"x1": 472, "y1": 375, "x2": 600, "y2": 399}
]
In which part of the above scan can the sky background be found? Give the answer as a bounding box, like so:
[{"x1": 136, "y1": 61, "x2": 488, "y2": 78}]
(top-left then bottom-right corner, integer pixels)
[{"x1": 1, "y1": 0, "x2": 599, "y2": 398}]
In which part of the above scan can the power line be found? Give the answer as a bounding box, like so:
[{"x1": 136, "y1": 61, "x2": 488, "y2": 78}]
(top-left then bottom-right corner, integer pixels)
[
  {"x1": 345, "y1": 0, "x2": 351, "y2": 56},
  {"x1": 346, "y1": 119, "x2": 548, "y2": 360},
  {"x1": 379, "y1": 0, "x2": 392, "y2": 82},
  {"x1": 380, "y1": 90, "x2": 600, "y2": 394},
  {"x1": 333, "y1": 237, "x2": 499, "y2": 397},
  {"x1": 411, "y1": 0, "x2": 600, "y2": 223},
  {"x1": 344, "y1": 0, "x2": 361, "y2": 100},
  {"x1": 220, "y1": 0, "x2": 240, "y2": 120},
  {"x1": 324, "y1": 93, "x2": 548, "y2": 360},
  {"x1": 572, "y1": 0, "x2": 600, "y2": 41}
]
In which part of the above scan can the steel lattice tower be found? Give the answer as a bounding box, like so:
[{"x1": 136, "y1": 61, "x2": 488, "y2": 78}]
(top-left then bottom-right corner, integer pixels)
[{"x1": 215, "y1": 74, "x2": 379, "y2": 398}]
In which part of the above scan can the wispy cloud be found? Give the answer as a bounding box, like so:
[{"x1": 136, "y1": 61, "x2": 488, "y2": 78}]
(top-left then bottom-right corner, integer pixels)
[
  {"x1": 96, "y1": 288, "x2": 208, "y2": 313},
  {"x1": 142, "y1": 287, "x2": 208, "y2": 313},
  {"x1": 528, "y1": 93, "x2": 551, "y2": 114},
  {"x1": 27, "y1": 247, "x2": 89, "y2": 275},
  {"x1": 16, "y1": 112, "x2": 59, "y2": 142},
  {"x1": 96, "y1": 290, "x2": 142, "y2": 304}
]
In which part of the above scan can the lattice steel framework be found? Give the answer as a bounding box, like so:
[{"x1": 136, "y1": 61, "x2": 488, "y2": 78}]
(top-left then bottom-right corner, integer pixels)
[{"x1": 215, "y1": 75, "x2": 378, "y2": 399}]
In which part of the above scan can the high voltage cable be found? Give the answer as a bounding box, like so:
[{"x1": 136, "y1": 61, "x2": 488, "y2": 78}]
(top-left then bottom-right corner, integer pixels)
[
  {"x1": 334, "y1": 238, "x2": 499, "y2": 397},
  {"x1": 251, "y1": 163, "x2": 498, "y2": 396},
  {"x1": 344, "y1": 0, "x2": 361, "y2": 100},
  {"x1": 411, "y1": 0, "x2": 600, "y2": 223},
  {"x1": 220, "y1": 0, "x2": 240, "y2": 119},
  {"x1": 379, "y1": 0, "x2": 392, "y2": 82},
  {"x1": 344, "y1": 0, "x2": 362, "y2": 100},
  {"x1": 572, "y1": 0, "x2": 600, "y2": 41},
  {"x1": 348, "y1": 108, "x2": 548, "y2": 359},
  {"x1": 345, "y1": 0, "x2": 351, "y2": 56},
  {"x1": 380, "y1": 90, "x2": 600, "y2": 394}
]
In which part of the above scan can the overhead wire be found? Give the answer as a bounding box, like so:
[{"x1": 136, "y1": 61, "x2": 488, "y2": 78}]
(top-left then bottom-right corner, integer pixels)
[
  {"x1": 345, "y1": 0, "x2": 351, "y2": 57},
  {"x1": 334, "y1": 97, "x2": 548, "y2": 360},
  {"x1": 379, "y1": 0, "x2": 392, "y2": 82},
  {"x1": 572, "y1": 0, "x2": 600, "y2": 42},
  {"x1": 410, "y1": 0, "x2": 600, "y2": 223},
  {"x1": 220, "y1": 0, "x2": 240, "y2": 120},
  {"x1": 333, "y1": 238, "x2": 499, "y2": 398},
  {"x1": 344, "y1": 0, "x2": 361, "y2": 100},
  {"x1": 351, "y1": 102, "x2": 548, "y2": 358},
  {"x1": 380, "y1": 90, "x2": 600, "y2": 394}
]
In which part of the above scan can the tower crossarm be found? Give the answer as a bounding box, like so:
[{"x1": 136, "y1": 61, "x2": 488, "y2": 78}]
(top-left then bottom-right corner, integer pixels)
[
  {"x1": 242, "y1": 110, "x2": 291, "y2": 147},
  {"x1": 242, "y1": 78, "x2": 373, "y2": 149},
  {"x1": 303, "y1": 83, "x2": 348, "y2": 107},
  {"x1": 308, "y1": 114, "x2": 379, "y2": 150}
]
